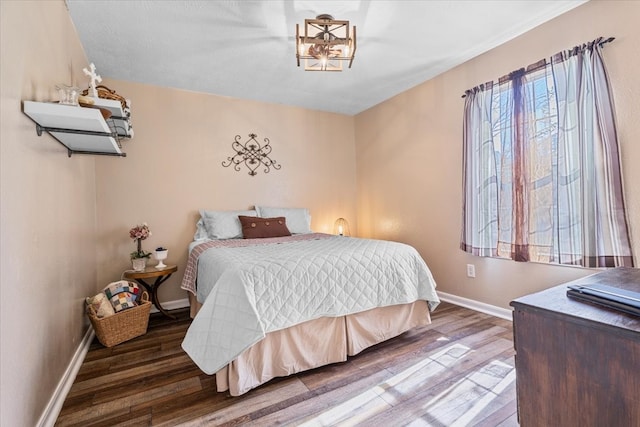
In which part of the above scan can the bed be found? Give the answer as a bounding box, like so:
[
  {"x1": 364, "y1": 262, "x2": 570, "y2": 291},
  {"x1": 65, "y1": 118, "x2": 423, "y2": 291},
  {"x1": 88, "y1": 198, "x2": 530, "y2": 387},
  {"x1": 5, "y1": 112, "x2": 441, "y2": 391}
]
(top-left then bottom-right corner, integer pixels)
[{"x1": 180, "y1": 207, "x2": 440, "y2": 396}]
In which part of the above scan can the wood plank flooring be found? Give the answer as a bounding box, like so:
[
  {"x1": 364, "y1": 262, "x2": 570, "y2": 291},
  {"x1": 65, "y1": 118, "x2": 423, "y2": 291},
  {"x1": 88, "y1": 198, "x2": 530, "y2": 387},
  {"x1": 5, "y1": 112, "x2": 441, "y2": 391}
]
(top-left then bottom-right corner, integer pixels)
[{"x1": 55, "y1": 302, "x2": 518, "y2": 426}]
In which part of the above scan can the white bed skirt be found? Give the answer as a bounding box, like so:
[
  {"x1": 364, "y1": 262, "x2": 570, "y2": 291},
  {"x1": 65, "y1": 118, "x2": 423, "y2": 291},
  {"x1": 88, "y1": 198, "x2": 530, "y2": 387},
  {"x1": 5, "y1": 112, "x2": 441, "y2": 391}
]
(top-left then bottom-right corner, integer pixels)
[{"x1": 187, "y1": 293, "x2": 430, "y2": 396}]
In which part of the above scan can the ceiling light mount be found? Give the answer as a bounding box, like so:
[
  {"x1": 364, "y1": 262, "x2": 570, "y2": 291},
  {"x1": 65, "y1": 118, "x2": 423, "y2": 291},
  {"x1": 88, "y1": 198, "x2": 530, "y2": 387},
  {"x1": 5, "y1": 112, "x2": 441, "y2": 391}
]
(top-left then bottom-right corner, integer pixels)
[{"x1": 296, "y1": 14, "x2": 356, "y2": 72}]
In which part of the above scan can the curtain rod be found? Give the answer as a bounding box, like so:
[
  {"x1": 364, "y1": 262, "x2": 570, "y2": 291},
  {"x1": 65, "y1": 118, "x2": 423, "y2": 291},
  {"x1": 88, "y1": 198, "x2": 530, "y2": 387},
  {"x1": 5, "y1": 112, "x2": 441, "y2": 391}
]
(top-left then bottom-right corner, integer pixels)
[{"x1": 460, "y1": 36, "x2": 615, "y2": 98}]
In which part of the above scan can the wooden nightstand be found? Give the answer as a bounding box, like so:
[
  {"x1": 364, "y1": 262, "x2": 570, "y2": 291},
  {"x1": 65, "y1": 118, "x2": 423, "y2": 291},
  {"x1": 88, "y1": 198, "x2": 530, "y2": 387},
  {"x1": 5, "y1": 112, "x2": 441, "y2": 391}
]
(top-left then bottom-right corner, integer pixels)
[{"x1": 124, "y1": 265, "x2": 178, "y2": 319}]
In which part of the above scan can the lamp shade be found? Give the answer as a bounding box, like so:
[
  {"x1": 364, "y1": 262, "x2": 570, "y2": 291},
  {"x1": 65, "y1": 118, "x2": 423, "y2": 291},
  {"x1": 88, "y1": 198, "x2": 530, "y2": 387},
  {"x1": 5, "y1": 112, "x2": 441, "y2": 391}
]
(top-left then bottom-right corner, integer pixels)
[{"x1": 333, "y1": 217, "x2": 350, "y2": 236}]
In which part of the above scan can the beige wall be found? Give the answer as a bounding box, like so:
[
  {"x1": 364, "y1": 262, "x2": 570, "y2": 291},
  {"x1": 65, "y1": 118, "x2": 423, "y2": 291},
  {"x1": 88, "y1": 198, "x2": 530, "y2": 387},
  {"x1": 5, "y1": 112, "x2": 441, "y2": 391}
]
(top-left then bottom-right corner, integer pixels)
[
  {"x1": 94, "y1": 80, "x2": 357, "y2": 303},
  {"x1": 355, "y1": 0, "x2": 640, "y2": 309},
  {"x1": 0, "y1": 1, "x2": 96, "y2": 426}
]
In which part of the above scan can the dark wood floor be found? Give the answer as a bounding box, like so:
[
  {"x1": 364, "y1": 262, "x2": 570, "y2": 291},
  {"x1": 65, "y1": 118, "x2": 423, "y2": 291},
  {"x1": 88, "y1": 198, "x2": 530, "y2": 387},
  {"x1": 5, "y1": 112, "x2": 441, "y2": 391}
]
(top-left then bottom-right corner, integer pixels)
[{"x1": 55, "y1": 302, "x2": 518, "y2": 426}]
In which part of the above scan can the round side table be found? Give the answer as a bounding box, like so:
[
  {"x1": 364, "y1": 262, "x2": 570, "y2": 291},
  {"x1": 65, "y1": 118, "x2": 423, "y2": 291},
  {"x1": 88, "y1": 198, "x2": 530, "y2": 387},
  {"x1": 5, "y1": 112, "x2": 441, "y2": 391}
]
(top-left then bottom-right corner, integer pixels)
[{"x1": 124, "y1": 264, "x2": 178, "y2": 319}]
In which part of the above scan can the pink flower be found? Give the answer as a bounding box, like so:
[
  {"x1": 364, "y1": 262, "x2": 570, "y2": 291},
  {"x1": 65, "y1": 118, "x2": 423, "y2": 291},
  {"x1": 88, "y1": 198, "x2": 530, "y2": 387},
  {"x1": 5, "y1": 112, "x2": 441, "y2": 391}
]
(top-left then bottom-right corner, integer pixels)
[{"x1": 129, "y1": 223, "x2": 151, "y2": 241}]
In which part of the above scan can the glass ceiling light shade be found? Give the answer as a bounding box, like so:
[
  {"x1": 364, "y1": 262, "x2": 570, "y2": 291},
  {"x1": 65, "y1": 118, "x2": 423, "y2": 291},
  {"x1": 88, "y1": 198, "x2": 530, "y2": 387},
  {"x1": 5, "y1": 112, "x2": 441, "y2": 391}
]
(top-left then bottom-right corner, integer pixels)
[{"x1": 296, "y1": 14, "x2": 356, "y2": 72}]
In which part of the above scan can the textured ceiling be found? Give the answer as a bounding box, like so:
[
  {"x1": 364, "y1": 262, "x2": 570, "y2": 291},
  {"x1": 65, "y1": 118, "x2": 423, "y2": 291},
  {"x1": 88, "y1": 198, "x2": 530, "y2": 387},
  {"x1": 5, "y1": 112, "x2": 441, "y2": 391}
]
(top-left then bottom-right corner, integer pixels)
[{"x1": 66, "y1": 0, "x2": 586, "y2": 115}]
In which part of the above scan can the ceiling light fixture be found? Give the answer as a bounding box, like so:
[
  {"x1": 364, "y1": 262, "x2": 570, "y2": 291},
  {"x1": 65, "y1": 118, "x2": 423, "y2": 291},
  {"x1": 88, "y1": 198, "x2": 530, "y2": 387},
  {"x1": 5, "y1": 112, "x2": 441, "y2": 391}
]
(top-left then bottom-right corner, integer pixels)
[{"x1": 296, "y1": 14, "x2": 356, "y2": 72}]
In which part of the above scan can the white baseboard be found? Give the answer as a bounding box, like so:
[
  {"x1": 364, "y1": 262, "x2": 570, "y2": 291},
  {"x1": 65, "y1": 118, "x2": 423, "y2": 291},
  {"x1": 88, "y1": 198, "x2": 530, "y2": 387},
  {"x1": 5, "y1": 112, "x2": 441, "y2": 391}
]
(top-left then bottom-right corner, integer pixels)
[
  {"x1": 149, "y1": 297, "x2": 190, "y2": 314},
  {"x1": 437, "y1": 291, "x2": 513, "y2": 321},
  {"x1": 37, "y1": 327, "x2": 95, "y2": 427}
]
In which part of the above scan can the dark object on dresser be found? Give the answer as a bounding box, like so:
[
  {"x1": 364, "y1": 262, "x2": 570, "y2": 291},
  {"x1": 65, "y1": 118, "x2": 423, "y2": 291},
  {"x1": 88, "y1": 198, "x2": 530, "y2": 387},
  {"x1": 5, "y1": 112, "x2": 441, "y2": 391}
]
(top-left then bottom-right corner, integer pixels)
[
  {"x1": 566, "y1": 282, "x2": 640, "y2": 316},
  {"x1": 511, "y1": 267, "x2": 640, "y2": 427}
]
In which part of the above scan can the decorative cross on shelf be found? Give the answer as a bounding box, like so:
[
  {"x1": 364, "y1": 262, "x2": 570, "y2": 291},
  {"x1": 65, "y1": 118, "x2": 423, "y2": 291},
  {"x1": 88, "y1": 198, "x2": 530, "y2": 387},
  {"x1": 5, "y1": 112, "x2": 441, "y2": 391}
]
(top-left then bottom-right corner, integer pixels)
[
  {"x1": 82, "y1": 63, "x2": 102, "y2": 98},
  {"x1": 222, "y1": 133, "x2": 281, "y2": 176}
]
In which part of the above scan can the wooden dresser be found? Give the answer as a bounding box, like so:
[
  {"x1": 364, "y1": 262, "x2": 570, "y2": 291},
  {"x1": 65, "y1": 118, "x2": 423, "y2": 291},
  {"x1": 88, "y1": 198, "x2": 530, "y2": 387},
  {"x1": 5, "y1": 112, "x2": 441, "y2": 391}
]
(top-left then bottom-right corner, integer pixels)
[{"x1": 510, "y1": 267, "x2": 640, "y2": 427}]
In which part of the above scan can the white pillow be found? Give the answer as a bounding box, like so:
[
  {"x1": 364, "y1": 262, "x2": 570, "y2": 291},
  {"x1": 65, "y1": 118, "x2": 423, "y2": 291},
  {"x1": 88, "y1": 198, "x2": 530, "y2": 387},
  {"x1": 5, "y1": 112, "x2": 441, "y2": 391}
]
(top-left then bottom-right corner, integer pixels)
[
  {"x1": 255, "y1": 206, "x2": 312, "y2": 234},
  {"x1": 193, "y1": 218, "x2": 208, "y2": 241},
  {"x1": 200, "y1": 209, "x2": 257, "y2": 239}
]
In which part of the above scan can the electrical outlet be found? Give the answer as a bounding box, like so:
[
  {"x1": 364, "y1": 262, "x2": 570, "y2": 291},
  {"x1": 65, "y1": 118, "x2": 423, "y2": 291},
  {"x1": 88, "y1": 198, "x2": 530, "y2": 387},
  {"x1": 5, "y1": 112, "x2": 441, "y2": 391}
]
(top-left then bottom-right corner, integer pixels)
[{"x1": 466, "y1": 264, "x2": 476, "y2": 278}]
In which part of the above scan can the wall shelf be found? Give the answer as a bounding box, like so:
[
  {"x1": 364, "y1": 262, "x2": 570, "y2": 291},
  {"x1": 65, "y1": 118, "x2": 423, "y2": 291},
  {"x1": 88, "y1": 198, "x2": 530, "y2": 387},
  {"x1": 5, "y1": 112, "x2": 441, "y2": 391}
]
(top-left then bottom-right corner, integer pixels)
[{"x1": 22, "y1": 101, "x2": 131, "y2": 157}]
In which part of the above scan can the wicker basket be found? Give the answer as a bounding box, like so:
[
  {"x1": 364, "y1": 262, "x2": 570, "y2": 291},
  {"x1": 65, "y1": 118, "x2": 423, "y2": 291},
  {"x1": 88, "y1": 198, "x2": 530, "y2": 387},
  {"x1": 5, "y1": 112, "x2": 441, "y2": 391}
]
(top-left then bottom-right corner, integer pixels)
[
  {"x1": 87, "y1": 291, "x2": 151, "y2": 347},
  {"x1": 81, "y1": 85, "x2": 128, "y2": 111}
]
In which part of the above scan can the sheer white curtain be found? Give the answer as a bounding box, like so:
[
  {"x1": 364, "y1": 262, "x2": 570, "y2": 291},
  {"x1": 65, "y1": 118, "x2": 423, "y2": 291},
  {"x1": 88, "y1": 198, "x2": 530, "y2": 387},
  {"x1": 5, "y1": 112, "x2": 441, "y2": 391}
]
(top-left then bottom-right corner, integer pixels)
[
  {"x1": 461, "y1": 82, "x2": 497, "y2": 257},
  {"x1": 461, "y1": 38, "x2": 634, "y2": 267}
]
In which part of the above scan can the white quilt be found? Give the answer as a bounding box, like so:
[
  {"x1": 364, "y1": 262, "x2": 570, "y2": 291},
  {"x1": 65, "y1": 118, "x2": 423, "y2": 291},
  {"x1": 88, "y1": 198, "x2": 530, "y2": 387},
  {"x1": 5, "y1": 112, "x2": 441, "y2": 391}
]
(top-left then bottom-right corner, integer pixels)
[{"x1": 181, "y1": 234, "x2": 439, "y2": 374}]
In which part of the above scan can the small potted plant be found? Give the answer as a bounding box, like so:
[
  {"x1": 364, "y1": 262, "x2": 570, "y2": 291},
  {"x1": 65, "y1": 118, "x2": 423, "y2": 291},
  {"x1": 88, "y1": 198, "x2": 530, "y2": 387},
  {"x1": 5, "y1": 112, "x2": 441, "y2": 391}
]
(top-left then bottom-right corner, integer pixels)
[
  {"x1": 129, "y1": 223, "x2": 152, "y2": 271},
  {"x1": 154, "y1": 246, "x2": 168, "y2": 269}
]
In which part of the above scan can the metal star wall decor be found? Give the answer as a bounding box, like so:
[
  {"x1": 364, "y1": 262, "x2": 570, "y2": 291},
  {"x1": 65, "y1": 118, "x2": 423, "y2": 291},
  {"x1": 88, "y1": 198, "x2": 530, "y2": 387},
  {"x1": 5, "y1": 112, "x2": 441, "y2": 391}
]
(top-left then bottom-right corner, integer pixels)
[{"x1": 222, "y1": 133, "x2": 281, "y2": 176}]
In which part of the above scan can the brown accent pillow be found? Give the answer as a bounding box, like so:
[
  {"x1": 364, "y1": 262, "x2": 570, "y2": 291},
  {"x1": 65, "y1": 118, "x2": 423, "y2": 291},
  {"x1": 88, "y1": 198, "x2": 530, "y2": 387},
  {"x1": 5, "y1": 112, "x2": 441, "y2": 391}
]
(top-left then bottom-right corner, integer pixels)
[{"x1": 238, "y1": 216, "x2": 291, "y2": 239}]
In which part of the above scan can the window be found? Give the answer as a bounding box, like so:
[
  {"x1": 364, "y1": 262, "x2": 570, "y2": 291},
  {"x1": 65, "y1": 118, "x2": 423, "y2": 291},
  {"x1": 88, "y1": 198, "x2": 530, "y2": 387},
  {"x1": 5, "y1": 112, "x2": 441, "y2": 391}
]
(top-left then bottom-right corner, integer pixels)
[{"x1": 461, "y1": 38, "x2": 634, "y2": 268}]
